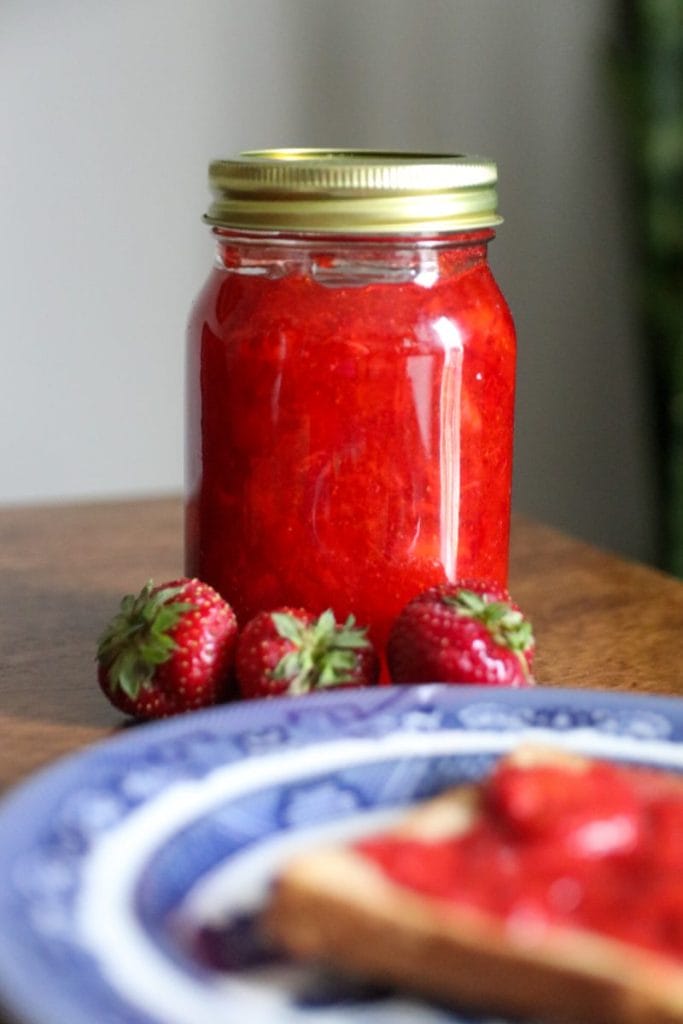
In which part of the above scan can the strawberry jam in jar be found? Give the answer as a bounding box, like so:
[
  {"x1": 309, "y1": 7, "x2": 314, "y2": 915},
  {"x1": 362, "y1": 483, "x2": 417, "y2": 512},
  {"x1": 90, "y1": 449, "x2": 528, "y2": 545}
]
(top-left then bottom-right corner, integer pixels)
[{"x1": 186, "y1": 150, "x2": 516, "y2": 652}]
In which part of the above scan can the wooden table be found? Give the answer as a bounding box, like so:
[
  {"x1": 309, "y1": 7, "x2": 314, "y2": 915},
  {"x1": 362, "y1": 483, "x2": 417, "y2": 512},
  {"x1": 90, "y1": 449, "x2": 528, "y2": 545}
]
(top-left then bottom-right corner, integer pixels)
[
  {"x1": 1, "y1": 495, "x2": 683, "y2": 1024},
  {"x1": 2, "y1": 496, "x2": 683, "y2": 797}
]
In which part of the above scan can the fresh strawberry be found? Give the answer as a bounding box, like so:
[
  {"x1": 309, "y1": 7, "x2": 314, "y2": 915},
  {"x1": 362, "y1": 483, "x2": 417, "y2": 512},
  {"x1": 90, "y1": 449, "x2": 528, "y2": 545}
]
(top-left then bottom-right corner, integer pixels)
[
  {"x1": 387, "y1": 580, "x2": 535, "y2": 687},
  {"x1": 236, "y1": 607, "x2": 379, "y2": 699},
  {"x1": 96, "y1": 578, "x2": 238, "y2": 719}
]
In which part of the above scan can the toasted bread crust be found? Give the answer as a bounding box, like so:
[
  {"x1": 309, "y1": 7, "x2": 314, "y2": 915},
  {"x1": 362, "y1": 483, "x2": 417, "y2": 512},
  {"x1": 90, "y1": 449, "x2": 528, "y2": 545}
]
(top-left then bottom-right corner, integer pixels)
[{"x1": 264, "y1": 748, "x2": 683, "y2": 1024}]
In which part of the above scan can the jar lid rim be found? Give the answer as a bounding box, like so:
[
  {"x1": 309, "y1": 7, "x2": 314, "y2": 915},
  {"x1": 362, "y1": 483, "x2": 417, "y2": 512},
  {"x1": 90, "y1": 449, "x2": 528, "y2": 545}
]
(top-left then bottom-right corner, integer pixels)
[{"x1": 204, "y1": 149, "x2": 502, "y2": 233}]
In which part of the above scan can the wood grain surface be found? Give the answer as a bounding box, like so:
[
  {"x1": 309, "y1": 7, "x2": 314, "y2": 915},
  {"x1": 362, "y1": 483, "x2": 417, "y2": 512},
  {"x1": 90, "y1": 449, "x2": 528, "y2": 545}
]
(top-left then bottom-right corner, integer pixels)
[
  {"x1": 1, "y1": 496, "x2": 683, "y2": 796},
  {"x1": 1, "y1": 496, "x2": 683, "y2": 1024}
]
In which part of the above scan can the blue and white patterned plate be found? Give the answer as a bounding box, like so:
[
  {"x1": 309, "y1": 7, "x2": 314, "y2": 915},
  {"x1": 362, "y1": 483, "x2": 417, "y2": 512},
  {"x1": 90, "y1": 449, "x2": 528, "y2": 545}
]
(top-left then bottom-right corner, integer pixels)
[{"x1": 1, "y1": 683, "x2": 683, "y2": 1024}]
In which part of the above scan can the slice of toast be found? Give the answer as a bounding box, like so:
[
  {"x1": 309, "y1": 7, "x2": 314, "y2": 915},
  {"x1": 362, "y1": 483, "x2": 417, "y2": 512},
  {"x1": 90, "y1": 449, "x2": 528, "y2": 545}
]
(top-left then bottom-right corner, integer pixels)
[{"x1": 263, "y1": 746, "x2": 683, "y2": 1024}]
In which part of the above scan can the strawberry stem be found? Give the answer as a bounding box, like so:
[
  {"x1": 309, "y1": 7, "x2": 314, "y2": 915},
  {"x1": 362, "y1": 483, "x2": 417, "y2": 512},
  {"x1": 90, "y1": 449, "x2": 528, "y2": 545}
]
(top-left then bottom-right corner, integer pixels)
[
  {"x1": 271, "y1": 609, "x2": 371, "y2": 694},
  {"x1": 96, "y1": 581, "x2": 195, "y2": 699},
  {"x1": 442, "y1": 589, "x2": 534, "y2": 657}
]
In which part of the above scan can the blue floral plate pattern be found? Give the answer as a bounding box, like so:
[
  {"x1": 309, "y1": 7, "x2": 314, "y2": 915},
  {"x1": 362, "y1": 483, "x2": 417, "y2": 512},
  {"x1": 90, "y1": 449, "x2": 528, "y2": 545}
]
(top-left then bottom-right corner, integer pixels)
[{"x1": 1, "y1": 683, "x2": 683, "y2": 1024}]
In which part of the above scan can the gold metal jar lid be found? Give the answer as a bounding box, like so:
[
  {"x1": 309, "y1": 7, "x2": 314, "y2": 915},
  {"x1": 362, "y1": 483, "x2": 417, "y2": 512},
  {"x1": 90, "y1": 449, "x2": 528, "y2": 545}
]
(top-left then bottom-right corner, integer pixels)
[{"x1": 204, "y1": 149, "x2": 502, "y2": 234}]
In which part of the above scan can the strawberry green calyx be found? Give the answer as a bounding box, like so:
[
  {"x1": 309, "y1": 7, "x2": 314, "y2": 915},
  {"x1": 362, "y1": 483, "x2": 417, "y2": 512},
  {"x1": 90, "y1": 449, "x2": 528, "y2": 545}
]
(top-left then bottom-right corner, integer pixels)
[
  {"x1": 96, "y1": 581, "x2": 195, "y2": 699},
  {"x1": 271, "y1": 609, "x2": 371, "y2": 695},
  {"x1": 442, "y1": 589, "x2": 534, "y2": 657}
]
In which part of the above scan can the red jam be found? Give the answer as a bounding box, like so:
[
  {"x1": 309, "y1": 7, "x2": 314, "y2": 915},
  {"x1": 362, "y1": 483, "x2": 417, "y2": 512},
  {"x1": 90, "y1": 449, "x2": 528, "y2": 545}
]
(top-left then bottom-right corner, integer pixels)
[
  {"x1": 356, "y1": 759, "x2": 683, "y2": 962},
  {"x1": 186, "y1": 229, "x2": 515, "y2": 650}
]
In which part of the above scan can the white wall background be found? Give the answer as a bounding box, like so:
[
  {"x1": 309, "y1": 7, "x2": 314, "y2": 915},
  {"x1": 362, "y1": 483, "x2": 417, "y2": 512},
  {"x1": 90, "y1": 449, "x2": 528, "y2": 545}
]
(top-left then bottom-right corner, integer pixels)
[{"x1": 0, "y1": 0, "x2": 658, "y2": 564}]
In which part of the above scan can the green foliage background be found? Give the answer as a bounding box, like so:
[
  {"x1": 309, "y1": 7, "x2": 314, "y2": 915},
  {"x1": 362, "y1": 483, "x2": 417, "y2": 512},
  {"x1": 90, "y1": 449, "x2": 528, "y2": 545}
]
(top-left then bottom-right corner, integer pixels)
[{"x1": 613, "y1": 0, "x2": 683, "y2": 573}]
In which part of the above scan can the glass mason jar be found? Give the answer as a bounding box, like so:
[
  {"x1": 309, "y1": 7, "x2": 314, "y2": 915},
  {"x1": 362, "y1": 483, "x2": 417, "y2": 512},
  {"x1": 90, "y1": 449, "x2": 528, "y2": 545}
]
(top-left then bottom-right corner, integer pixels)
[{"x1": 186, "y1": 150, "x2": 516, "y2": 654}]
